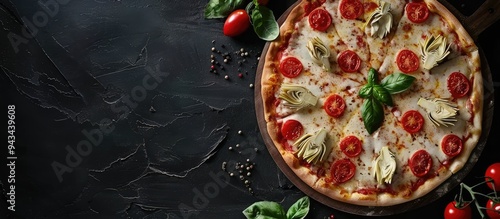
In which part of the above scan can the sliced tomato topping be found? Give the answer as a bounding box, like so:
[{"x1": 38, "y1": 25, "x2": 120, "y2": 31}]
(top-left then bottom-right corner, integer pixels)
[
  {"x1": 396, "y1": 49, "x2": 420, "y2": 73},
  {"x1": 406, "y1": 2, "x2": 429, "y2": 23},
  {"x1": 409, "y1": 150, "x2": 432, "y2": 177},
  {"x1": 447, "y1": 72, "x2": 470, "y2": 98},
  {"x1": 441, "y1": 134, "x2": 463, "y2": 157},
  {"x1": 363, "y1": 2, "x2": 378, "y2": 13},
  {"x1": 330, "y1": 159, "x2": 356, "y2": 184},
  {"x1": 324, "y1": 94, "x2": 346, "y2": 117},
  {"x1": 279, "y1": 57, "x2": 303, "y2": 78},
  {"x1": 339, "y1": 0, "x2": 364, "y2": 20},
  {"x1": 281, "y1": 120, "x2": 304, "y2": 141},
  {"x1": 401, "y1": 110, "x2": 424, "y2": 133},
  {"x1": 303, "y1": 0, "x2": 326, "y2": 16},
  {"x1": 337, "y1": 50, "x2": 361, "y2": 73},
  {"x1": 308, "y1": 8, "x2": 332, "y2": 31},
  {"x1": 340, "y1": 135, "x2": 362, "y2": 157}
]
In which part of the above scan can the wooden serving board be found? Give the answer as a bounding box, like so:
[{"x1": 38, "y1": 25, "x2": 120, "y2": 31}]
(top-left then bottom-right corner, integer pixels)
[{"x1": 254, "y1": 0, "x2": 498, "y2": 215}]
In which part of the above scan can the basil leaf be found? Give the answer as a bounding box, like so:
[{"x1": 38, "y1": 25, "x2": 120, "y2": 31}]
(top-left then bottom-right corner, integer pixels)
[
  {"x1": 367, "y1": 68, "x2": 378, "y2": 85},
  {"x1": 361, "y1": 98, "x2": 384, "y2": 134},
  {"x1": 372, "y1": 85, "x2": 393, "y2": 106},
  {"x1": 380, "y1": 73, "x2": 416, "y2": 94},
  {"x1": 250, "y1": 5, "x2": 279, "y2": 41},
  {"x1": 286, "y1": 196, "x2": 310, "y2": 219},
  {"x1": 204, "y1": 0, "x2": 245, "y2": 19},
  {"x1": 358, "y1": 84, "x2": 373, "y2": 99},
  {"x1": 242, "y1": 201, "x2": 286, "y2": 219}
]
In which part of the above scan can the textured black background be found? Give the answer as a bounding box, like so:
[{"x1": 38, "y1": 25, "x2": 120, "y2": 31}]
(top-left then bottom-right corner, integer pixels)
[{"x1": 0, "y1": 0, "x2": 498, "y2": 218}]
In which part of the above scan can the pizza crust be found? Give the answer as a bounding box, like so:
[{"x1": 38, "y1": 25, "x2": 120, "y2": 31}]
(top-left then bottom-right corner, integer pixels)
[
  {"x1": 259, "y1": 0, "x2": 483, "y2": 207},
  {"x1": 448, "y1": 50, "x2": 483, "y2": 173},
  {"x1": 424, "y1": 0, "x2": 483, "y2": 174},
  {"x1": 425, "y1": 0, "x2": 476, "y2": 53}
]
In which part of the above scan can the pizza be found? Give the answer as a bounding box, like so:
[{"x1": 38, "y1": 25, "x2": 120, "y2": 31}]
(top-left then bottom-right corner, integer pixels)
[{"x1": 259, "y1": 0, "x2": 483, "y2": 206}]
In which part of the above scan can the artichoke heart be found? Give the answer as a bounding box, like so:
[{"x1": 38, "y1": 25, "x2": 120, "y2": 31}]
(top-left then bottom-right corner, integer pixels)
[
  {"x1": 417, "y1": 97, "x2": 458, "y2": 127},
  {"x1": 372, "y1": 146, "x2": 396, "y2": 184},
  {"x1": 306, "y1": 37, "x2": 331, "y2": 71},
  {"x1": 367, "y1": 1, "x2": 393, "y2": 39},
  {"x1": 420, "y1": 35, "x2": 451, "y2": 70},
  {"x1": 295, "y1": 129, "x2": 330, "y2": 164},
  {"x1": 278, "y1": 84, "x2": 318, "y2": 110}
]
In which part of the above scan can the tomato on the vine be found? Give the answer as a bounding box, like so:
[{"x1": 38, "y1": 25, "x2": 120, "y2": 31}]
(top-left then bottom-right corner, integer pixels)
[
  {"x1": 486, "y1": 199, "x2": 500, "y2": 219},
  {"x1": 485, "y1": 163, "x2": 500, "y2": 191},
  {"x1": 223, "y1": 9, "x2": 250, "y2": 37},
  {"x1": 444, "y1": 201, "x2": 472, "y2": 219}
]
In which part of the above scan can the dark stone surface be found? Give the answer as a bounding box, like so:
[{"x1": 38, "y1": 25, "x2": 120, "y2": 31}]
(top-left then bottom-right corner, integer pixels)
[{"x1": 0, "y1": 0, "x2": 498, "y2": 218}]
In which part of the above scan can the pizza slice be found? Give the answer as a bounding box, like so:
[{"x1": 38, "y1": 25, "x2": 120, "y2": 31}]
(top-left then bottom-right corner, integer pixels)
[
  {"x1": 364, "y1": 0, "x2": 406, "y2": 69},
  {"x1": 378, "y1": 1, "x2": 474, "y2": 78},
  {"x1": 370, "y1": 0, "x2": 482, "y2": 203},
  {"x1": 324, "y1": 0, "x2": 371, "y2": 75}
]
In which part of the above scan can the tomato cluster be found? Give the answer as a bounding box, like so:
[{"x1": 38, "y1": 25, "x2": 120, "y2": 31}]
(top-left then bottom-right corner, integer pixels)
[
  {"x1": 486, "y1": 163, "x2": 500, "y2": 219},
  {"x1": 444, "y1": 163, "x2": 500, "y2": 219}
]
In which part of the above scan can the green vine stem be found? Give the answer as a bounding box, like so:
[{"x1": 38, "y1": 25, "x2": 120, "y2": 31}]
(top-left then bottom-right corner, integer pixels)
[{"x1": 457, "y1": 177, "x2": 498, "y2": 219}]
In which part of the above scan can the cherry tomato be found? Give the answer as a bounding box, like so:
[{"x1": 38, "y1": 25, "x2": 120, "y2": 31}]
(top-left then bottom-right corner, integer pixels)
[
  {"x1": 223, "y1": 9, "x2": 250, "y2": 37},
  {"x1": 444, "y1": 201, "x2": 472, "y2": 219},
  {"x1": 447, "y1": 72, "x2": 470, "y2": 98},
  {"x1": 485, "y1": 163, "x2": 500, "y2": 191},
  {"x1": 409, "y1": 150, "x2": 432, "y2": 177},
  {"x1": 340, "y1": 136, "x2": 362, "y2": 157},
  {"x1": 406, "y1": 2, "x2": 429, "y2": 23},
  {"x1": 486, "y1": 199, "x2": 500, "y2": 219},
  {"x1": 279, "y1": 57, "x2": 303, "y2": 78},
  {"x1": 338, "y1": 50, "x2": 361, "y2": 73},
  {"x1": 441, "y1": 134, "x2": 463, "y2": 157},
  {"x1": 339, "y1": 0, "x2": 364, "y2": 20},
  {"x1": 281, "y1": 120, "x2": 304, "y2": 141},
  {"x1": 401, "y1": 110, "x2": 424, "y2": 133},
  {"x1": 396, "y1": 49, "x2": 420, "y2": 73},
  {"x1": 308, "y1": 8, "x2": 332, "y2": 31},
  {"x1": 330, "y1": 159, "x2": 356, "y2": 184},
  {"x1": 324, "y1": 94, "x2": 346, "y2": 118}
]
